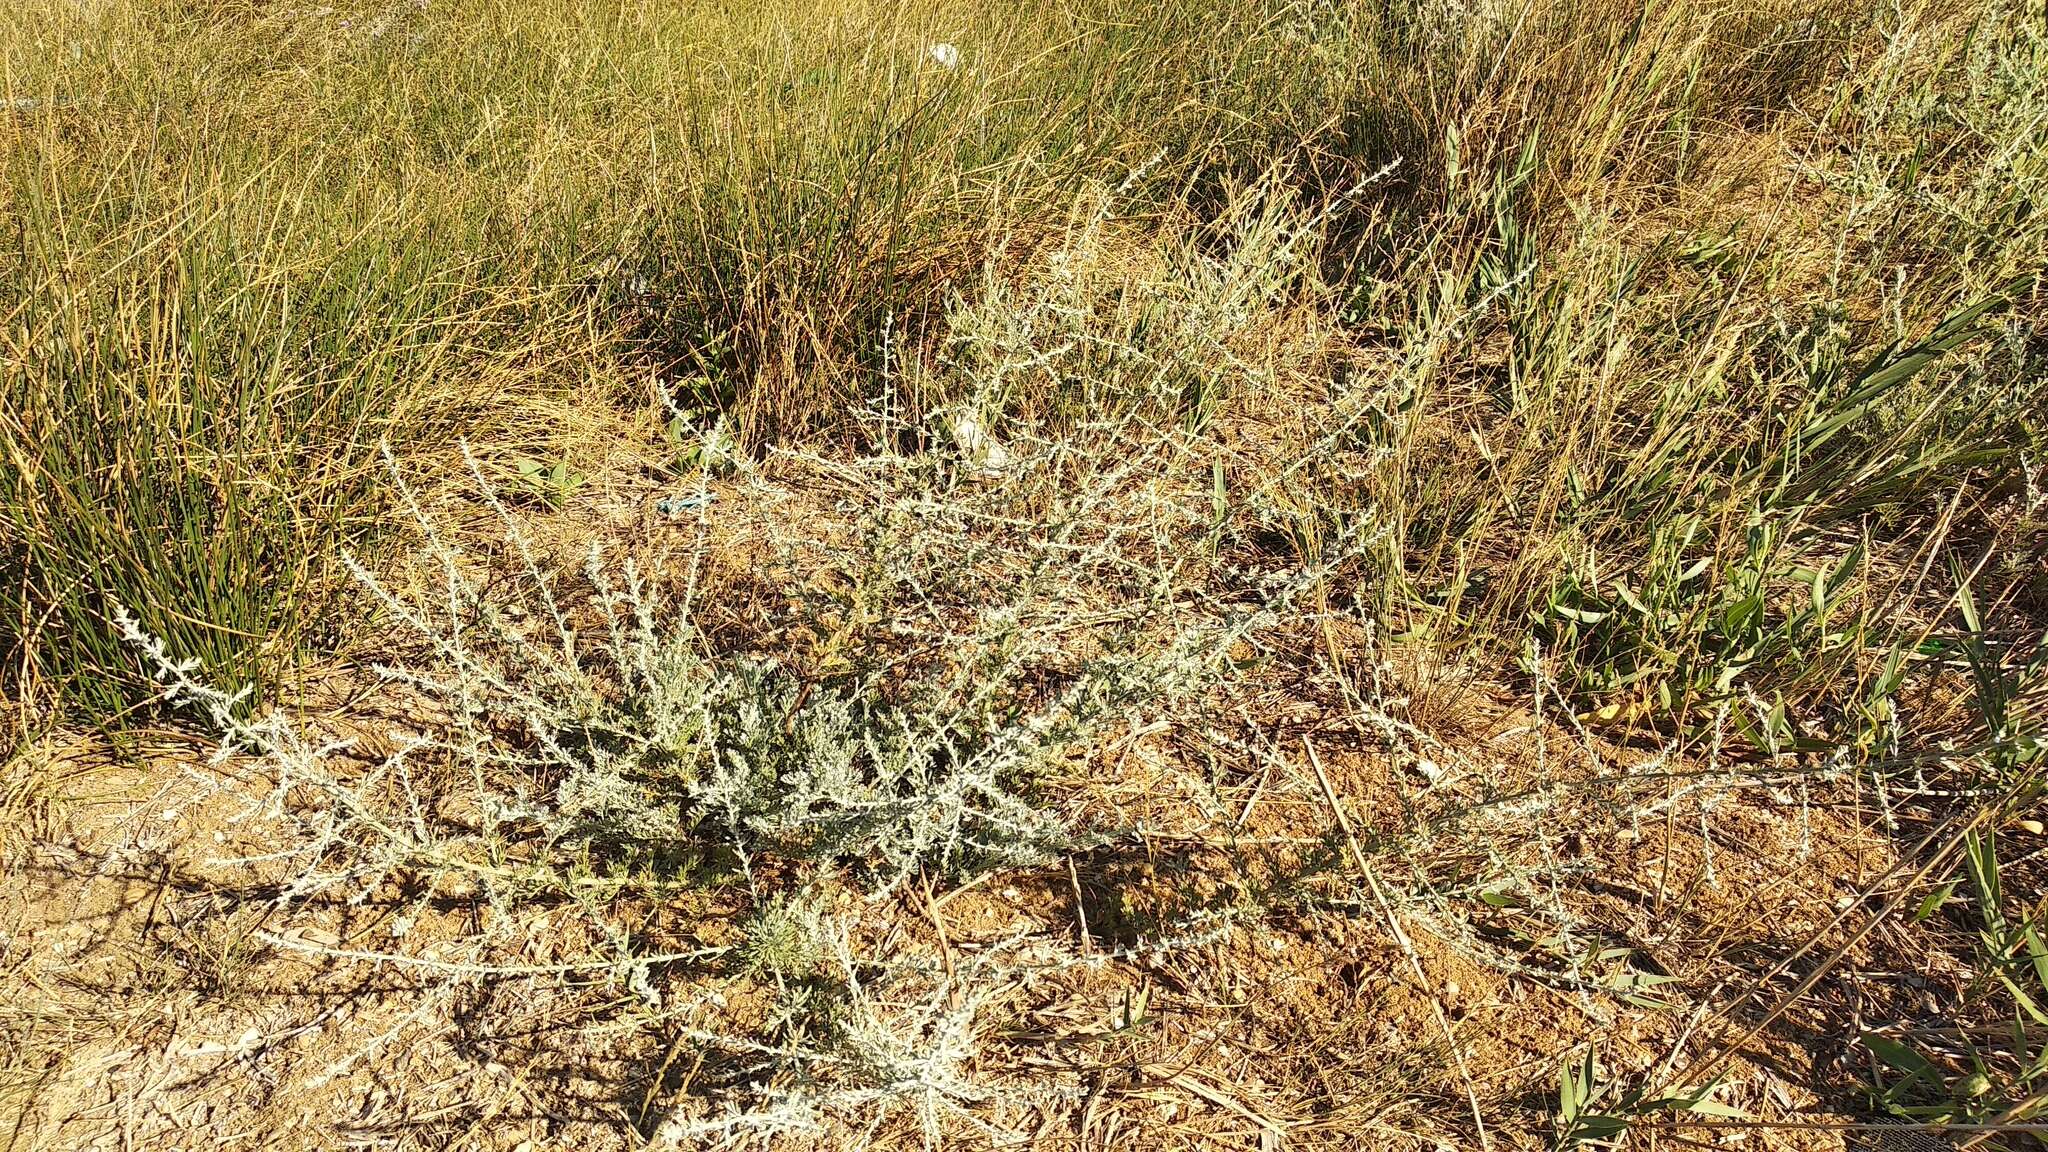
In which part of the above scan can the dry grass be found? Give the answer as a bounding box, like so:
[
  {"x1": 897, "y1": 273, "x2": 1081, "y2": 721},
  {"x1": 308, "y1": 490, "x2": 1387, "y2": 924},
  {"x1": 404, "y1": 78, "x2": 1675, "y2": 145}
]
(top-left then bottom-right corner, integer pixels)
[{"x1": 3, "y1": 0, "x2": 2046, "y2": 1149}]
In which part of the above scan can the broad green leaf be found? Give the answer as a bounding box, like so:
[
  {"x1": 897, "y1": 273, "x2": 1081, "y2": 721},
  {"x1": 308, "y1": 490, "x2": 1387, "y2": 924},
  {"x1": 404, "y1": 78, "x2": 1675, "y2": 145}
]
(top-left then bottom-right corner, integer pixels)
[
  {"x1": 1913, "y1": 880, "x2": 1960, "y2": 922},
  {"x1": 1863, "y1": 1033, "x2": 1938, "y2": 1086}
]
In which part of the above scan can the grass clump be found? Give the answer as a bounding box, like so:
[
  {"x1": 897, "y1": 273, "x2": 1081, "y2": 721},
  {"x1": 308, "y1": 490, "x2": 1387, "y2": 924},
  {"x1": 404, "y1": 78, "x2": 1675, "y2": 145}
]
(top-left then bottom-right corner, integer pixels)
[
  {"x1": 1241, "y1": 0, "x2": 2048, "y2": 743},
  {"x1": 0, "y1": 0, "x2": 1387, "y2": 725},
  {"x1": 0, "y1": 0, "x2": 613, "y2": 722},
  {"x1": 0, "y1": 179, "x2": 544, "y2": 721}
]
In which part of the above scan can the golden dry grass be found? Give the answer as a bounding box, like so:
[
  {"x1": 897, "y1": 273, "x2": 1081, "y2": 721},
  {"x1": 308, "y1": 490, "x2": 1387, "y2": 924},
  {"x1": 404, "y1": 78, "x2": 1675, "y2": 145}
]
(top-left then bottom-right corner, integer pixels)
[{"x1": 2, "y1": 0, "x2": 2045, "y2": 1148}]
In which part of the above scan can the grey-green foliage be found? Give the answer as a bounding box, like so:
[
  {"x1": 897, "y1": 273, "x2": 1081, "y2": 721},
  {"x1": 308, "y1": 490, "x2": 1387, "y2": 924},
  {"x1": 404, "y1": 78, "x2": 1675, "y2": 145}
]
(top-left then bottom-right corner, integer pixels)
[
  {"x1": 126, "y1": 443, "x2": 1245, "y2": 902},
  {"x1": 655, "y1": 904, "x2": 998, "y2": 1146},
  {"x1": 687, "y1": 657, "x2": 1065, "y2": 884},
  {"x1": 532, "y1": 631, "x2": 1125, "y2": 890},
  {"x1": 740, "y1": 891, "x2": 833, "y2": 981}
]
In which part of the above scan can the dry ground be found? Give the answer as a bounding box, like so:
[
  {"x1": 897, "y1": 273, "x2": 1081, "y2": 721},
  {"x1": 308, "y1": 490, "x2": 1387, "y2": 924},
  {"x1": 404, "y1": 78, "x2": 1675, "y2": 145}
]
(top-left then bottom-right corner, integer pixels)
[
  {"x1": 4, "y1": 416, "x2": 2036, "y2": 1151},
  {"x1": 4, "y1": 2, "x2": 2045, "y2": 1148}
]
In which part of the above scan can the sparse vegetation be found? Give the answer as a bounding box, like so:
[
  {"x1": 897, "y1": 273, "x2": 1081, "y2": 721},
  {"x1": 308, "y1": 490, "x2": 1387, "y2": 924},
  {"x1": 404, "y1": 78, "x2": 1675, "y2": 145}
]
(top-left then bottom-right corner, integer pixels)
[{"x1": 2, "y1": 0, "x2": 2044, "y2": 1148}]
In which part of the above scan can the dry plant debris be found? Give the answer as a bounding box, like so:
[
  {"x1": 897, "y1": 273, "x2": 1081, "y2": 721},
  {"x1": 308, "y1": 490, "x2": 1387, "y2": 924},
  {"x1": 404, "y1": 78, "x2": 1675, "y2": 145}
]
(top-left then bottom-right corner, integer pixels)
[{"x1": 3, "y1": 0, "x2": 2046, "y2": 1149}]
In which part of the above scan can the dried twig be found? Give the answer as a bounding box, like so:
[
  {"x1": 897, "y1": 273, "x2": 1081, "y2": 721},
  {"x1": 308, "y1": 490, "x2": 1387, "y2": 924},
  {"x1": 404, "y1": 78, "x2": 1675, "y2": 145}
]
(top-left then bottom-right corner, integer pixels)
[{"x1": 1305, "y1": 736, "x2": 1493, "y2": 1152}]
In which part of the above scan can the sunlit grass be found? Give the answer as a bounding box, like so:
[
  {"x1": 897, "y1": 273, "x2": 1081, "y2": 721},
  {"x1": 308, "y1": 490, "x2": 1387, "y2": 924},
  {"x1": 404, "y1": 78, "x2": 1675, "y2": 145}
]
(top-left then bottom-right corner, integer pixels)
[
  {"x1": 1, "y1": 0, "x2": 2045, "y2": 1144},
  {"x1": 1, "y1": 0, "x2": 2041, "y2": 748}
]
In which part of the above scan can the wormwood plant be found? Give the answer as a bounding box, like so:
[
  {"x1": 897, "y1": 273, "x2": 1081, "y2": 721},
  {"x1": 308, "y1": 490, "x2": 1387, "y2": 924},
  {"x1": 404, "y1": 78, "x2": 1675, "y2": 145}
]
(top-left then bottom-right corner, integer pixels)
[
  {"x1": 94, "y1": 408, "x2": 1331, "y2": 1147},
  {"x1": 115, "y1": 438, "x2": 1268, "y2": 907},
  {"x1": 648, "y1": 900, "x2": 1001, "y2": 1144}
]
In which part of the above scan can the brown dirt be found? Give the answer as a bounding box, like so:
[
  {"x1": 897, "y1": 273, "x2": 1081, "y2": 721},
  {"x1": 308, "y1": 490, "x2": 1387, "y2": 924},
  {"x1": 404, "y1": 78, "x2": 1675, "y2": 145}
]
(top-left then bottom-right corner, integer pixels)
[{"x1": 0, "y1": 421, "x2": 2027, "y2": 1152}]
